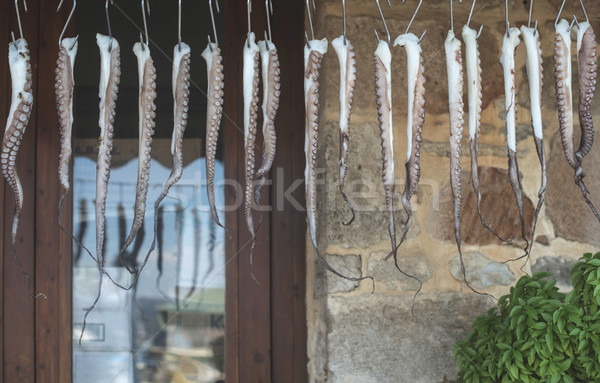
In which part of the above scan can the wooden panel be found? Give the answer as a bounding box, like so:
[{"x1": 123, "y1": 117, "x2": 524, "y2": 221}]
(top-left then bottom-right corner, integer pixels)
[
  {"x1": 3, "y1": 1, "x2": 40, "y2": 382},
  {"x1": 225, "y1": 0, "x2": 275, "y2": 381},
  {"x1": 224, "y1": 0, "x2": 242, "y2": 380},
  {"x1": 269, "y1": 0, "x2": 308, "y2": 380},
  {"x1": 0, "y1": 0, "x2": 10, "y2": 380},
  {"x1": 35, "y1": 2, "x2": 73, "y2": 383},
  {"x1": 237, "y1": 1, "x2": 272, "y2": 381}
]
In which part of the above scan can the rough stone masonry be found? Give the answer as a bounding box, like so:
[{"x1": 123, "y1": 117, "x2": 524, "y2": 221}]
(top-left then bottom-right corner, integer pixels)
[{"x1": 305, "y1": 1, "x2": 600, "y2": 382}]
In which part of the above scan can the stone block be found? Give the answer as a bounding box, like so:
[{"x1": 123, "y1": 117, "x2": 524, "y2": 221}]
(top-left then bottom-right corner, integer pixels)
[
  {"x1": 325, "y1": 254, "x2": 362, "y2": 294},
  {"x1": 368, "y1": 250, "x2": 432, "y2": 292},
  {"x1": 532, "y1": 256, "x2": 577, "y2": 290},
  {"x1": 427, "y1": 166, "x2": 534, "y2": 246},
  {"x1": 449, "y1": 252, "x2": 515, "y2": 290},
  {"x1": 325, "y1": 293, "x2": 493, "y2": 383},
  {"x1": 546, "y1": 130, "x2": 600, "y2": 246}
]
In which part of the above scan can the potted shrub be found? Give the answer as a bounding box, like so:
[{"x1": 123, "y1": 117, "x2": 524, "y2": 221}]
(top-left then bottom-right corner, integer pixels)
[{"x1": 454, "y1": 252, "x2": 600, "y2": 383}]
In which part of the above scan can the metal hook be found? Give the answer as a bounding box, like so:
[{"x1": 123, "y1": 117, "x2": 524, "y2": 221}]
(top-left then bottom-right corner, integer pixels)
[
  {"x1": 265, "y1": 0, "x2": 273, "y2": 46},
  {"x1": 579, "y1": 0, "x2": 589, "y2": 23},
  {"x1": 450, "y1": 0, "x2": 454, "y2": 32},
  {"x1": 140, "y1": 0, "x2": 150, "y2": 49},
  {"x1": 178, "y1": 0, "x2": 182, "y2": 51},
  {"x1": 342, "y1": 0, "x2": 347, "y2": 45},
  {"x1": 555, "y1": 0, "x2": 566, "y2": 28},
  {"x1": 57, "y1": 0, "x2": 76, "y2": 47},
  {"x1": 208, "y1": 0, "x2": 220, "y2": 49},
  {"x1": 466, "y1": 0, "x2": 475, "y2": 27},
  {"x1": 527, "y1": 0, "x2": 533, "y2": 27},
  {"x1": 14, "y1": 0, "x2": 28, "y2": 41},
  {"x1": 504, "y1": 0, "x2": 509, "y2": 36},
  {"x1": 405, "y1": 0, "x2": 423, "y2": 34},
  {"x1": 306, "y1": 0, "x2": 315, "y2": 43},
  {"x1": 247, "y1": 0, "x2": 252, "y2": 48},
  {"x1": 570, "y1": 15, "x2": 578, "y2": 31},
  {"x1": 374, "y1": 0, "x2": 391, "y2": 44},
  {"x1": 105, "y1": 0, "x2": 113, "y2": 51}
]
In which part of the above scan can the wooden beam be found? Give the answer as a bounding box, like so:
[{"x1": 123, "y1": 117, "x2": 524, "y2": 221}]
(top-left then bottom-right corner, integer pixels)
[
  {"x1": 269, "y1": 0, "x2": 308, "y2": 380},
  {"x1": 35, "y1": 2, "x2": 74, "y2": 383},
  {"x1": 3, "y1": 0, "x2": 40, "y2": 381}
]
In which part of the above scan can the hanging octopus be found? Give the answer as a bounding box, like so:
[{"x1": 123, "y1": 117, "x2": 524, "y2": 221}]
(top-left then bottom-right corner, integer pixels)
[
  {"x1": 332, "y1": 36, "x2": 356, "y2": 225},
  {"x1": 243, "y1": 32, "x2": 260, "y2": 278},
  {"x1": 554, "y1": 18, "x2": 600, "y2": 222},
  {"x1": 306, "y1": 37, "x2": 373, "y2": 286},
  {"x1": 118, "y1": 42, "x2": 157, "y2": 272},
  {"x1": 462, "y1": 25, "x2": 508, "y2": 242},
  {"x1": 393, "y1": 32, "x2": 425, "y2": 250},
  {"x1": 520, "y1": 24, "x2": 546, "y2": 258},
  {"x1": 374, "y1": 40, "x2": 397, "y2": 261},
  {"x1": 501, "y1": 28, "x2": 529, "y2": 258},
  {"x1": 56, "y1": 37, "x2": 78, "y2": 223},
  {"x1": 2, "y1": 37, "x2": 43, "y2": 298},
  {"x1": 202, "y1": 42, "x2": 225, "y2": 229},
  {"x1": 254, "y1": 38, "x2": 281, "y2": 207}
]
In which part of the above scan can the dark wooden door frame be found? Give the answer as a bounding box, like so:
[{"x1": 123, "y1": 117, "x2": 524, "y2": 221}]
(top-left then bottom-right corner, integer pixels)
[
  {"x1": 224, "y1": 0, "x2": 307, "y2": 382},
  {"x1": 1, "y1": 1, "x2": 307, "y2": 382}
]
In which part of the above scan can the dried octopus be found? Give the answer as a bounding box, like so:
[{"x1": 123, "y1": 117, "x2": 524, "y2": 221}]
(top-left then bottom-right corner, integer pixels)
[
  {"x1": 139, "y1": 42, "x2": 192, "y2": 280},
  {"x1": 575, "y1": 19, "x2": 596, "y2": 164},
  {"x1": 56, "y1": 37, "x2": 78, "y2": 224},
  {"x1": 202, "y1": 42, "x2": 225, "y2": 229},
  {"x1": 243, "y1": 32, "x2": 260, "y2": 278},
  {"x1": 374, "y1": 40, "x2": 397, "y2": 261},
  {"x1": 519, "y1": 24, "x2": 547, "y2": 258},
  {"x1": 332, "y1": 35, "x2": 356, "y2": 225},
  {"x1": 501, "y1": 28, "x2": 529, "y2": 258},
  {"x1": 254, "y1": 38, "x2": 280, "y2": 207},
  {"x1": 446, "y1": 29, "x2": 483, "y2": 295},
  {"x1": 553, "y1": 17, "x2": 600, "y2": 222},
  {"x1": 2, "y1": 38, "x2": 42, "y2": 298},
  {"x1": 81, "y1": 34, "x2": 121, "y2": 342},
  {"x1": 393, "y1": 32, "x2": 425, "y2": 251},
  {"x1": 462, "y1": 25, "x2": 507, "y2": 242},
  {"x1": 118, "y1": 42, "x2": 157, "y2": 272},
  {"x1": 306, "y1": 38, "x2": 372, "y2": 286}
]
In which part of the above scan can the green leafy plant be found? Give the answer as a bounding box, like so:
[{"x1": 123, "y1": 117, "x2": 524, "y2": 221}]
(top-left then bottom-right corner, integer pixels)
[{"x1": 454, "y1": 252, "x2": 600, "y2": 383}]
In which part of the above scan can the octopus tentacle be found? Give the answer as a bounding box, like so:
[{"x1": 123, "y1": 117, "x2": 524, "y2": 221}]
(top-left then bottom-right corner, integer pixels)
[
  {"x1": 446, "y1": 30, "x2": 491, "y2": 298},
  {"x1": 56, "y1": 37, "x2": 78, "y2": 225},
  {"x1": 501, "y1": 28, "x2": 529, "y2": 259},
  {"x1": 462, "y1": 26, "x2": 510, "y2": 243},
  {"x1": 553, "y1": 20, "x2": 600, "y2": 222},
  {"x1": 575, "y1": 22, "x2": 596, "y2": 162},
  {"x1": 118, "y1": 43, "x2": 157, "y2": 272},
  {"x1": 103, "y1": 43, "x2": 191, "y2": 295},
  {"x1": 305, "y1": 38, "x2": 373, "y2": 288},
  {"x1": 332, "y1": 36, "x2": 356, "y2": 226},
  {"x1": 81, "y1": 34, "x2": 121, "y2": 343},
  {"x1": 243, "y1": 33, "x2": 261, "y2": 282},
  {"x1": 2, "y1": 38, "x2": 43, "y2": 298},
  {"x1": 202, "y1": 43, "x2": 225, "y2": 229},
  {"x1": 516, "y1": 26, "x2": 546, "y2": 262},
  {"x1": 374, "y1": 41, "x2": 397, "y2": 262},
  {"x1": 554, "y1": 20, "x2": 579, "y2": 170},
  {"x1": 138, "y1": 43, "x2": 191, "y2": 283},
  {"x1": 393, "y1": 33, "x2": 425, "y2": 250},
  {"x1": 255, "y1": 40, "x2": 280, "y2": 197}
]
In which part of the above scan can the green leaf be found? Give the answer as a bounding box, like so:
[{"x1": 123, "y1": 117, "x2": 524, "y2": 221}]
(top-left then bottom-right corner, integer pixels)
[{"x1": 550, "y1": 374, "x2": 560, "y2": 383}]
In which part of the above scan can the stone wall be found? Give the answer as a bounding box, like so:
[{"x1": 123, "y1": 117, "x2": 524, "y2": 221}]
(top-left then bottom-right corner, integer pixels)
[{"x1": 306, "y1": 1, "x2": 600, "y2": 382}]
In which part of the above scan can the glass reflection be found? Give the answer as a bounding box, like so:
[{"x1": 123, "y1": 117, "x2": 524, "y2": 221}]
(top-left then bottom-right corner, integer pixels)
[{"x1": 73, "y1": 150, "x2": 226, "y2": 383}]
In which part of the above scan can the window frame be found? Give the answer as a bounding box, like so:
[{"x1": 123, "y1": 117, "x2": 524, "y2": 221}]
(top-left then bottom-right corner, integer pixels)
[{"x1": 0, "y1": 1, "x2": 307, "y2": 382}]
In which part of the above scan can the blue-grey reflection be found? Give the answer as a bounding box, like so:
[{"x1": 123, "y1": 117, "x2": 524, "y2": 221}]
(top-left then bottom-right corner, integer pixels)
[{"x1": 73, "y1": 154, "x2": 226, "y2": 383}]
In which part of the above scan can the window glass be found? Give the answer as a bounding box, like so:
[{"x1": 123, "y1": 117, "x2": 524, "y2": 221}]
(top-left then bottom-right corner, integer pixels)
[{"x1": 71, "y1": 2, "x2": 225, "y2": 382}]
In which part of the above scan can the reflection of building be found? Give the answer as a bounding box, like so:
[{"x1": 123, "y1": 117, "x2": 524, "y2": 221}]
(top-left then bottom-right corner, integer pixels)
[{"x1": 72, "y1": 152, "x2": 226, "y2": 383}]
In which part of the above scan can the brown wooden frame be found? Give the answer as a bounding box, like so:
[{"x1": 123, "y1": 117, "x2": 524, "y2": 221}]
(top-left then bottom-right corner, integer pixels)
[{"x1": 1, "y1": 1, "x2": 307, "y2": 382}]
